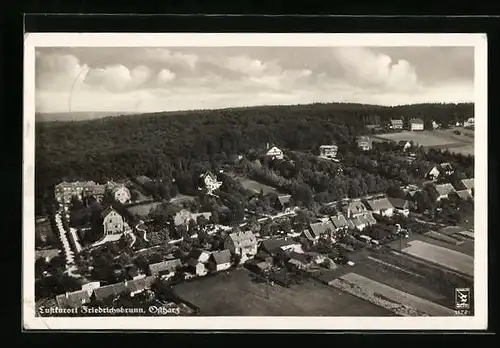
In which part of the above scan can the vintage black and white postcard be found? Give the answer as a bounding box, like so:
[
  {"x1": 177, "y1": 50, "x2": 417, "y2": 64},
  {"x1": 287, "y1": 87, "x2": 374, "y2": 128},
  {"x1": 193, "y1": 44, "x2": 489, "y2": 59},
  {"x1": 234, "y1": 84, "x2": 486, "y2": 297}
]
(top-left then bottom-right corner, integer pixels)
[{"x1": 23, "y1": 33, "x2": 487, "y2": 330}]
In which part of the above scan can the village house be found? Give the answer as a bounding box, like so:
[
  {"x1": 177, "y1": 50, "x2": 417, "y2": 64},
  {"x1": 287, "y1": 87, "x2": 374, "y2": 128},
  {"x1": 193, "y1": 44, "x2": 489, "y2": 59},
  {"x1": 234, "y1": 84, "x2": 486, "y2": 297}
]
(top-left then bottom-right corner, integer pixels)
[
  {"x1": 106, "y1": 182, "x2": 131, "y2": 204},
  {"x1": 410, "y1": 118, "x2": 424, "y2": 131},
  {"x1": 173, "y1": 209, "x2": 212, "y2": 227},
  {"x1": 401, "y1": 184, "x2": 420, "y2": 198},
  {"x1": 207, "y1": 249, "x2": 232, "y2": 272},
  {"x1": 245, "y1": 259, "x2": 272, "y2": 274},
  {"x1": 199, "y1": 171, "x2": 223, "y2": 194},
  {"x1": 434, "y1": 183, "x2": 456, "y2": 201},
  {"x1": 432, "y1": 120, "x2": 440, "y2": 129},
  {"x1": 149, "y1": 259, "x2": 183, "y2": 279},
  {"x1": 286, "y1": 251, "x2": 311, "y2": 271},
  {"x1": 93, "y1": 282, "x2": 129, "y2": 303},
  {"x1": 460, "y1": 178, "x2": 474, "y2": 196},
  {"x1": 356, "y1": 136, "x2": 373, "y2": 151},
  {"x1": 387, "y1": 197, "x2": 411, "y2": 217},
  {"x1": 319, "y1": 145, "x2": 338, "y2": 159},
  {"x1": 224, "y1": 230, "x2": 258, "y2": 262},
  {"x1": 330, "y1": 213, "x2": 354, "y2": 232},
  {"x1": 124, "y1": 276, "x2": 156, "y2": 297},
  {"x1": 274, "y1": 194, "x2": 292, "y2": 211},
  {"x1": 259, "y1": 237, "x2": 303, "y2": 255},
  {"x1": 102, "y1": 207, "x2": 124, "y2": 235},
  {"x1": 81, "y1": 281, "x2": 101, "y2": 297},
  {"x1": 398, "y1": 140, "x2": 413, "y2": 152},
  {"x1": 55, "y1": 289, "x2": 91, "y2": 309},
  {"x1": 304, "y1": 220, "x2": 336, "y2": 243},
  {"x1": 426, "y1": 166, "x2": 441, "y2": 181},
  {"x1": 390, "y1": 119, "x2": 404, "y2": 130},
  {"x1": 364, "y1": 196, "x2": 395, "y2": 217},
  {"x1": 265, "y1": 145, "x2": 284, "y2": 160},
  {"x1": 440, "y1": 163, "x2": 454, "y2": 176},
  {"x1": 186, "y1": 249, "x2": 211, "y2": 276},
  {"x1": 464, "y1": 117, "x2": 475, "y2": 128},
  {"x1": 342, "y1": 200, "x2": 368, "y2": 219}
]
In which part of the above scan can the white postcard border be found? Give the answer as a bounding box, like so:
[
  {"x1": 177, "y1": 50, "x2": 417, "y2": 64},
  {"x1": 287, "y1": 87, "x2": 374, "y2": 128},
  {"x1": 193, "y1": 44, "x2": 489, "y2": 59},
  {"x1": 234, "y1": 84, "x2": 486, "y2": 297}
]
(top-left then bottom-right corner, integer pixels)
[{"x1": 23, "y1": 33, "x2": 488, "y2": 331}]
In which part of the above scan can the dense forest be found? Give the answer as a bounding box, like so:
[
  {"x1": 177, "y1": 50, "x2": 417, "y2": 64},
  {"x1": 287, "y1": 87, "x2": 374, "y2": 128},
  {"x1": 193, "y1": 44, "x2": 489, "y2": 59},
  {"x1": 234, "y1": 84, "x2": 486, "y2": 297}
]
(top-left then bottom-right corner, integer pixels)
[{"x1": 35, "y1": 102, "x2": 474, "y2": 214}]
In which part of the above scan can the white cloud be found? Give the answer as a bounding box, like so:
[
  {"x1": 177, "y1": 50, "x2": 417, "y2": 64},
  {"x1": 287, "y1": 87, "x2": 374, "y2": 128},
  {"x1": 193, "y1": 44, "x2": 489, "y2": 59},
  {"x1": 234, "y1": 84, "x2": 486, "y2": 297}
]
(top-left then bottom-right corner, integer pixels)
[
  {"x1": 142, "y1": 48, "x2": 199, "y2": 69},
  {"x1": 157, "y1": 69, "x2": 176, "y2": 84},
  {"x1": 333, "y1": 47, "x2": 418, "y2": 91},
  {"x1": 35, "y1": 47, "x2": 473, "y2": 114}
]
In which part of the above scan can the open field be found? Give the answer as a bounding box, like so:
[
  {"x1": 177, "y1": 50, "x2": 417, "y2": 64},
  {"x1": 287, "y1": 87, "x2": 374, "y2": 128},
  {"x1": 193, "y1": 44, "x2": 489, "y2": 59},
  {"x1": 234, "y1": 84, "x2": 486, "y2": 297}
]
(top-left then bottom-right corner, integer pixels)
[
  {"x1": 367, "y1": 249, "x2": 473, "y2": 310},
  {"x1": 402, "y1": 240, "x2": 474, "y2": 277},
  {"x1": 173, "y1": 268, "x2": 394, "y2": 316},
  {"x1": 330, "y1": 273, "x2": 456, "y2": 316},
  {"x1": 373, "y1": 130, "x2": 474, "y2": 156}
]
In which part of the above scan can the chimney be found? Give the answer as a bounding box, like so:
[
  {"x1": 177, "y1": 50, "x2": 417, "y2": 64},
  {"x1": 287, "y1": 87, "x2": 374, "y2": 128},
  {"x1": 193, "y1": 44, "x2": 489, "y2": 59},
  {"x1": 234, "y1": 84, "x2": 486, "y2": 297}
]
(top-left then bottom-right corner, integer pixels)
[{"x1": 266, "y1": 142, "x2": 270, "y2": 150}]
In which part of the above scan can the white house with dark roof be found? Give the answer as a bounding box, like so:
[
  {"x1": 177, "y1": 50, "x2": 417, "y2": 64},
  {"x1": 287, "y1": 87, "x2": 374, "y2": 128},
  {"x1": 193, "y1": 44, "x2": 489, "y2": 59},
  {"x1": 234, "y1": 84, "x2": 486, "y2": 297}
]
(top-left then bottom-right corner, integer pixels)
[
  {"x1": 102, "y1": 207, "x2": 124, "y2": 235},
  {"x1": 199, "y1": 171, "x2": 222, "y2": 194},
  {"x1": 224, "y1": 231, "x2": 258, "y2": 261},
  {"x1": 390, "y1": 119, "x2": 404, "y2": 130},
  {"x1": 330, "y1": 213, "x2": 351, "y2": 231},
  {"x1": 265, "y1": 146, "x2": 284, "y2": 160},
  {"x1": 387, "y1": 197, "x2": 411, "y2": 217},
  {"x1": 319, "y1": 145, "x2": 338, "y2": 159},
  {"x1": 208, "y1": 249, "x2": 232, "y2": 272}
]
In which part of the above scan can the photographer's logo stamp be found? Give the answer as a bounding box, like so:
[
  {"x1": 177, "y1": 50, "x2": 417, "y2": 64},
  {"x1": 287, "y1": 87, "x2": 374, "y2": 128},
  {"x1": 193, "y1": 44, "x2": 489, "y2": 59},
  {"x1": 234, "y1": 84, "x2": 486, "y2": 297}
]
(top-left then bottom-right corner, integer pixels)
[{"x1": 455, "y1": 288, "x2": 470, "y2": 310}]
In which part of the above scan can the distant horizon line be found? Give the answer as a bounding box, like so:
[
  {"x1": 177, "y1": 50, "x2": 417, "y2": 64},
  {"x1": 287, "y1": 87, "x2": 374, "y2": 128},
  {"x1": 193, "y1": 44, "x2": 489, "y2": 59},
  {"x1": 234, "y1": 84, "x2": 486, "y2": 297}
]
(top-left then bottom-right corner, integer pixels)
[{"x1": 35, "y1": 100, "x2": 474, "y2": 116}]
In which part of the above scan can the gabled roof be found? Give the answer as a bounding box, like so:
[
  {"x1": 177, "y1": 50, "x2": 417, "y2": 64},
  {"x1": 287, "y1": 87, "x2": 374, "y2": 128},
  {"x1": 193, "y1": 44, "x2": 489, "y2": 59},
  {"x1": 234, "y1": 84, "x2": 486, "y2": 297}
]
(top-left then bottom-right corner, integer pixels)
[
  {"x1": 266, "y1": 146, "x2": 283, "y2": 155},
  {"x1": 277, "y1": 194, "x2": 292, "y2": 206},
  {"x1": 302, "y1": 229, "x2": 317, "y2": 241},
  {"x1": 454, "y1": 190, "x2": 473, "y2": 200},
  {"x1": 330, "y1": 214, "x2": 349, "y2": 229},
  {"x1": 461, "y1": 178, "x2": 474, "y2": 190},
  {"x1": 319, "y1": 144, "x2": 338, "y2": 149},
  {"x1": 435, "y1": 183, "x2": 456, "y2": 196},
  {"x1": 391, "y1": 119, "x2": 404, "y2": 125},
  {"x1": 388, "y1": 197, "x2": 410, "y2": 210},
  {"x1": 56, "y1": 290, "x2": 91, "y2": 309},
  {"x1": 93, "y1": 283, "x2": 129, "y2": 302},
  {"x1": 211, "y1": 249, "x2": 232, "y2": 265},
  {"x1": 351, "y1": 216, "x2": 366, "y2": 227},
  {"x1": 149, "y1": 259, "x2": 182, "y2": 276},
  {"x1": 410, "y1": 118, "x2": 424, "y2": 124},
  {"x1": 188, "y1": 248, "x2": 211, "y2": 262},
  {"x1": 440, "y1": 162, "x2": 453, "y2": 170},
  {"x1": 309, "y1": 221, "x2": 335, "y2": 237},
  {"x1": 101, "y1": 206, "x2": 119, "y2": 219},
  {"x1": 228, "y1": 231, "x2": 257, "y2": 248},
  {"x1": 125, "y1": 276, "x2": 156, "y2": 293},
  {"x1": 365, "y1": 197, "x2": 394, "y2": 212},
  {"x1": 260, "y1": 238, "x2": 298, "y2": 253}
]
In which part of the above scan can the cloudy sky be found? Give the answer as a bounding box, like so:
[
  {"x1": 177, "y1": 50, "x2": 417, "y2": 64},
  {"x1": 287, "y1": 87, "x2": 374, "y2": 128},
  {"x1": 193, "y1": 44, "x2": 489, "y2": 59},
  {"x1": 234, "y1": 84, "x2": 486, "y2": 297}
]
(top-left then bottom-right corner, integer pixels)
[{"x1": 35, "y1": 46, "x2": 474, "y2": 114}]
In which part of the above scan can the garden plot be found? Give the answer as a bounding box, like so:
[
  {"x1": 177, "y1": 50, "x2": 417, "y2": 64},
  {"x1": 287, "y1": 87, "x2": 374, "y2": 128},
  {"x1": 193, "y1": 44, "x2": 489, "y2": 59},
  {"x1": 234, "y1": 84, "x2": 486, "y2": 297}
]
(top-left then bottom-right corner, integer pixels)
[
  {"x1": 330, "y1": 272, "x2": 456, "y2": 317},
  {"x1": 424, "y1": 231, "x2": 465, "y2": 245},
  {"x1": 402, "y1": 240, "x2": 474, "y2": 277}
]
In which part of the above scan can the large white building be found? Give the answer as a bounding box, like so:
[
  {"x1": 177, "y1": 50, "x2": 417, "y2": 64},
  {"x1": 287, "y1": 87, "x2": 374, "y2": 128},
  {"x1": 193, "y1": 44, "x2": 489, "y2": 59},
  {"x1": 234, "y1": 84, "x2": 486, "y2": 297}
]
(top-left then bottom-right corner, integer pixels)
[{"x1": 410, "y1": 118, "x2": 424, "y2": 131}]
